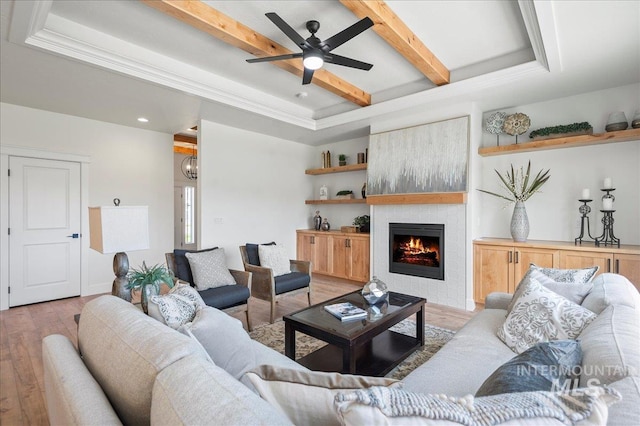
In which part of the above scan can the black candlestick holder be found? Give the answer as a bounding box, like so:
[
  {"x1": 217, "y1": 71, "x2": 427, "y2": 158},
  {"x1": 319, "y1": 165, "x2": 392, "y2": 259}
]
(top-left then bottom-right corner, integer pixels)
[
  {"x1": 595, "y1": 209, "x2": 620, "y2": 247},
  {"x1": 574, "y1": 199, "x2": 595, "y2": 245},
  {"x1": 595, "y1": 188, "x2": 620, "y2": 247}
]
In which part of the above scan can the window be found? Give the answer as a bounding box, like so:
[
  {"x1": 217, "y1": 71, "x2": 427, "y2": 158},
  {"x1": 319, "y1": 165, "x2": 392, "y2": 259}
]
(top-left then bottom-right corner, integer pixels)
[{"x1": 184, "y1": 186, "x2": 195, "y2": 244}]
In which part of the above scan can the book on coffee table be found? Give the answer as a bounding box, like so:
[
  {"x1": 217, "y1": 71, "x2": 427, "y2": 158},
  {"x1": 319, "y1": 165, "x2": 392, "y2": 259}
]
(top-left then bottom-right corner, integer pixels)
[{"x1": 324, "y1": 302, "x2": 367, "y2": 321}]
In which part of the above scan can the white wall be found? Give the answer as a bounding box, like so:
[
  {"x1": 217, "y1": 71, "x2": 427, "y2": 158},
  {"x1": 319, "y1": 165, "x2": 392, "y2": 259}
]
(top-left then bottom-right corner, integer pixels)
[
  {"x1": 312, "y1": 136, "x2": 370, "y2": 230},
  {"x1": 479, "y1": 84, "x2": 640, "y2": 244},
  {"x1": 197, "y1": 119, "x2": 314, "y2": 269},
  {"x1": 0, "y1": 103, "x2": 174, "y2": 308}
]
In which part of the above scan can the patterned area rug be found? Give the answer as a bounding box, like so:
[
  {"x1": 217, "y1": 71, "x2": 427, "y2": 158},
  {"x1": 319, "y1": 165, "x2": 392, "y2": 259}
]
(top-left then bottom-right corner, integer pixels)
[{"x1": 249, "y1": 319, "x2": 454, "y2": 380}]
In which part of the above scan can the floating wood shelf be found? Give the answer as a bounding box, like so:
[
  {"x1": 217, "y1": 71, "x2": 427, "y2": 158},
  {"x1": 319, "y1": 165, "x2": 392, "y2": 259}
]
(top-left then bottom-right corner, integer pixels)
[
  {"x1": 305, "y1": 163, "x2": 367, "y2": 175},
  {"x1": 478, "y1": 128, "x2": 640, "y2": 157},
  {"x1": 305, "y1": 199, "x2": 367, "y2": 205},
  {"x1": 366, "y1": 192, "x2": 467, "y2": 205}
]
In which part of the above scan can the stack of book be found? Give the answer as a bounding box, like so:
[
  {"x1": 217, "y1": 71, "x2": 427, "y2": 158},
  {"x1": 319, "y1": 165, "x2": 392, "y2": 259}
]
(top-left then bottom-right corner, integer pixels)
[{"x1": 324, "y1": 302, "x2": 367, "y2": 321}]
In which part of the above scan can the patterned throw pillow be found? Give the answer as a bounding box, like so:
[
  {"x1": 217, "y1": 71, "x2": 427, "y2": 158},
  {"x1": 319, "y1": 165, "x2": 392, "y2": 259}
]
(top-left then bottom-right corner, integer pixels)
[
  {"x1": 498, "y1": 277, "x2": 597, "y2": 354},
  {"x1": 334, "y1": 386, "x2": 620, "y2": 426},
  {"x1": 169, "y1": 283, "x2": 206, "y2": 308},
  {"x1": 185, "y1": 248, "x2": 236, "y2": 291},
  {"x1": 507, "y1": 264, "x2": 599, "y2": 313},
  {"x1": 148, "y1": 293, "x2": 198, "y2": 329},
  {"x1": 530, "y1": 263, "x2": 599, "y2": 283},
  {"x1": 258, "y1": 244, "x2": 291, "y2": 277}
]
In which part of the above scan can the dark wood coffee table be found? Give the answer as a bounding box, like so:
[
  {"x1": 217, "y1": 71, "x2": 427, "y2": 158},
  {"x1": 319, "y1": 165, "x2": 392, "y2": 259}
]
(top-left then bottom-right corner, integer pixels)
[{"x1": 284, "y1": 290, "x2": 425, "y2": 377}]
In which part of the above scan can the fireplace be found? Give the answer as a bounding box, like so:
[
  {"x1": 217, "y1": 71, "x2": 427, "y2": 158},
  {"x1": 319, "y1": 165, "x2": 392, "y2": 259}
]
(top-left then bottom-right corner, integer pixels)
[{"x1": 389, "y1": 223, "x2": 444, "y2": 280}]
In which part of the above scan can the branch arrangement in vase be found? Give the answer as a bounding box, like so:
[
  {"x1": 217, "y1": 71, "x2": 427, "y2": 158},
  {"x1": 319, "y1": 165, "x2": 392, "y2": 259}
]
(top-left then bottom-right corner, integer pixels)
[{"x1": 478, "y1": 161, "x2": 550, "y2": 203}]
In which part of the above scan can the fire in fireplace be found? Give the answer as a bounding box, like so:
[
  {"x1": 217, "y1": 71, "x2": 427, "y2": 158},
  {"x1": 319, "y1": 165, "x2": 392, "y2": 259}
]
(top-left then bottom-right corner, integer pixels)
[{"x1": 389, "y1": 223, "x2": 444, "y2": 280}]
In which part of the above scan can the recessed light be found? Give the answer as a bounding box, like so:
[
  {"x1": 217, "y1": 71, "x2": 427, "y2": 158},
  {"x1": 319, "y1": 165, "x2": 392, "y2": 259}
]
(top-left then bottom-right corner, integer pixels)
[
  {"x1": 137, "y1": 117, "x2": 149, "y2": 123},
  {"x1": 295, "y1": 92, "x2": 308, "y2": 98}
]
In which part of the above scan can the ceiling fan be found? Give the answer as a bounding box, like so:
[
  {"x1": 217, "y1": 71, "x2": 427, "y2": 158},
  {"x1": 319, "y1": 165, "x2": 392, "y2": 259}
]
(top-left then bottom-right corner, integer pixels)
[{"x1": 247, "y1": 13, "x2": 374, "y2": 85}]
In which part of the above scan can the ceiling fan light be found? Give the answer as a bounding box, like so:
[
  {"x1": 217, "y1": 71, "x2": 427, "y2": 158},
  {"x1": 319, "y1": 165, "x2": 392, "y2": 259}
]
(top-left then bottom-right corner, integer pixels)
[{"x1": 303, "y1": 51, "x2": 323, "y2": 70}]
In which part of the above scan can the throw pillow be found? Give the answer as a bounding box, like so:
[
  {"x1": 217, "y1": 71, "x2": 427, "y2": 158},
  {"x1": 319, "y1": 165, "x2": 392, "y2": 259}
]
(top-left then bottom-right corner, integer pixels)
[
  {"x1": 245, "y1": 242, "x2": 275, "y2": 266},
  {"x1": 258, "y1": 244, "x2": 291, "y2": 277},
  {"x1": 173, "y1": 247, "x2": 217, "y2": 283},
  {"x1": 147, "y1": 293, "x2": 198, "y2": 329},
  {"x1": 335, "y1": 386, "x2": 620, "y2": 426},
  {"x1": 497, "y1": 277, "x2": 597, "y2": 354},
  {"x1": 185, "y1": 248, "x2": 236, "y2": 291},
  {"x1": 168, "y1": 283, "x2": 206, "y2": 308},
  {"x1": 507, "y1": 265, "x2": 598, "y2": 314},
  {"x1": 475, "y1": 340, "x2": 582, "y2": 397},
  {"x1": 245, "y1": 365, "x2": 401, "y2": 426},
  {"x1": 530, "y1": 263, "x2": 599, "y2": 283},
  {"x1": 178, "y1": 306, "x2": 256, "y2": 380}
]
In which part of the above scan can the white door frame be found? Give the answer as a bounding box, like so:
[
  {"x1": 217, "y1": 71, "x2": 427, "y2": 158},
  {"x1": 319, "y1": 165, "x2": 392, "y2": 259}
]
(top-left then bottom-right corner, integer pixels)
[{"x1": 0, "y1": 145, "x2": 90, "y2": 310}]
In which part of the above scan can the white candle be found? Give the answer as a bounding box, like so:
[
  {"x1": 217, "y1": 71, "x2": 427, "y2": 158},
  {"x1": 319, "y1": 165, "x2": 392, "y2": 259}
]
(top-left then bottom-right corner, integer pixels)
[
  {"x1": 581, "y1": 189, "x2": 590, "y2": 200},
  {"x1": 603, "y1": 177, "x2": 612, "y2": 189},
  {"x1": 603, "y1": 198, "x2": 613, "y2": 210}
]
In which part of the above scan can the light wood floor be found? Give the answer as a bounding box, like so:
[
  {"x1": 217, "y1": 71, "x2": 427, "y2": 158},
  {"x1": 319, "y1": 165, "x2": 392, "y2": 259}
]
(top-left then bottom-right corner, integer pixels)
[{"x1": 0, "y1": 275, "x2": 477, "y2": 425}]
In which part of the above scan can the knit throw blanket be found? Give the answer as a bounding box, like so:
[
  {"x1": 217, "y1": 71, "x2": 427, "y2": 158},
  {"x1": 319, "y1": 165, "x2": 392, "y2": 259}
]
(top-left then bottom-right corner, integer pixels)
[{"x1": 335, "y1": 386, "x2": 621, "y2": 425}]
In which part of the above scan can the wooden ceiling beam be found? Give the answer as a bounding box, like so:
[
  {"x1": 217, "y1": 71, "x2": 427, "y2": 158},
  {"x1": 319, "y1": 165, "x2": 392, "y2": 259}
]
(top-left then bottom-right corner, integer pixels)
[
  {"x1": 340, "y1": 0, "x2": 450, "y2": 86},
  {"x1": 173, "y1": 145, "x2": 197, "y2": 155},
  {"x1": 142, "y1": 0, "x2": 371, "y2": 106},
  {"x1": 174, "y1": 134, "x2": 197, "y2": 144}
]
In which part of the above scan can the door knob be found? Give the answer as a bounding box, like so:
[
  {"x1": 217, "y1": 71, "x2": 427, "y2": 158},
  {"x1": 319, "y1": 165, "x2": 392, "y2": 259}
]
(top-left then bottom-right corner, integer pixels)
[{"x1": 67, "y1": 233, "x2": 80, "y2": 238}]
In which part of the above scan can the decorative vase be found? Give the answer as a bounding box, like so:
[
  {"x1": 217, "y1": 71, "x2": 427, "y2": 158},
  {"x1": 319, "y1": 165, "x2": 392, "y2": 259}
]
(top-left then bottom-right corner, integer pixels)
[
  {"x1": 362, "y1": 276, "x2": 388, "y2": 305},
  {"x1": 314, "y1": 210, "x2": 322, "y2": 230},
  {"x1": 321, "y1": 218, "x2": 330, "y2": 231},
  {"x1": 361, "y1": 182, "x2": 367, "y2": 199},
  {"x1": 510, "y1": 200, "x2": 530, "y2": 242},
  {"x1": 140, "y1": 284, "x2": 158, "y2": 314}
]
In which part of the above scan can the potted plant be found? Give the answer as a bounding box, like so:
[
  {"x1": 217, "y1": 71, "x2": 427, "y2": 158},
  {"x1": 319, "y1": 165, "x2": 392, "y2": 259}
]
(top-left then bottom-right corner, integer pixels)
[
  {"x1": 336, "y1": 190, "x2": 354, "y2": 199},
  {"x1": 126, "y1": 262, "x2": 174, "y2": 314},
  {"x1": 353, "y1": 215, "x2": 370, "y2": 233},
  {"x1": 477, "y1": 161, "x2": 550, "y2": 242},
  {"x1": 338, "y1": 154, "x2": 347, "y2": 166}
]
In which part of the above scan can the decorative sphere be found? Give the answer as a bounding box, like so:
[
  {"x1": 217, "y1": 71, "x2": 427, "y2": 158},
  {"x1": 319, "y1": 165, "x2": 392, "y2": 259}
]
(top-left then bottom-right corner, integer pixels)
[{"x1": 362, "y1": 276, "x2": 388, "y2": 305}]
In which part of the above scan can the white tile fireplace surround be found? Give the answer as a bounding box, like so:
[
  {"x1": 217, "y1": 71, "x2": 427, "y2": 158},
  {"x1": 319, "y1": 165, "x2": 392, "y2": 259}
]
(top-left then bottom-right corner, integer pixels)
[{"x1": 371, "y1": 204, "x2": 468, "y2": 309}]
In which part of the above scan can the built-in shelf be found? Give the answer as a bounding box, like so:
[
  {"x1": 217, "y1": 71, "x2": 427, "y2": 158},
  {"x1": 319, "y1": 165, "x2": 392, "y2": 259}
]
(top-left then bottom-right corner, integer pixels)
[
  {"x1": 305, "y1": 163, "x2": 367, "y2": 175},
  {"x1": 478, "y1": 128, "x2": 640, "y2": 157},
  {"x1": 305, "y1": 199, "x2": 367, "y2": 205}
]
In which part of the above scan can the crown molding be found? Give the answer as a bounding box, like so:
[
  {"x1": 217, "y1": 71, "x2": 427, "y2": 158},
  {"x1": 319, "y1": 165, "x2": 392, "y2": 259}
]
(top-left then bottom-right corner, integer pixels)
[{"x1": 22, "y1": 14, "x2": 317, "y2": 130}]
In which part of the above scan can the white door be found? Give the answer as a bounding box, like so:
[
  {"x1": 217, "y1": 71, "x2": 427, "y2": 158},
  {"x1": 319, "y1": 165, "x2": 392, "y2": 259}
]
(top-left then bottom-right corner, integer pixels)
[
  {"x1": 174, "y1": 185, "x2": 196, "y2": 250},
  {"x1": 9, "y1": 157, "x2": 81, "y2": 306}
]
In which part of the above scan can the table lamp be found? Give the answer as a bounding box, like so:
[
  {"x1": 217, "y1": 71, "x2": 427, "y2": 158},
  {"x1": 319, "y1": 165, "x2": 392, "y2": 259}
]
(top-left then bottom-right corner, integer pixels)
[{"x1": 88, "y1": 200, "x2": 149, "y2": 301}]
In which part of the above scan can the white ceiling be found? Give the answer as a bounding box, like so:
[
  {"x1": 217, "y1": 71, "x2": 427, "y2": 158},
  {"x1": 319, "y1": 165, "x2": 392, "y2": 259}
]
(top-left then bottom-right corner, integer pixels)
[{"x1": 1, "y1": 1, "x2": 639, "y2": 145}]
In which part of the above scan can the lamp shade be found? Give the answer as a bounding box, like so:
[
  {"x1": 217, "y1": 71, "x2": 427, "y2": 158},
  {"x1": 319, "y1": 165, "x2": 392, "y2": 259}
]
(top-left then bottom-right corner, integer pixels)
[{"x1": 88, "y1": 206, "x2": 149, "y2": 254}]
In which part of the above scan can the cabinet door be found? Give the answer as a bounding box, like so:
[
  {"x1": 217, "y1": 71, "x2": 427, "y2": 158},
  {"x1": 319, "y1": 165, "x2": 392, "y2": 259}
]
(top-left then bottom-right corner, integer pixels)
[
  {"x1": 331, "y1": 236, "x2": 350, "y2": 279},
  {"x1": 313, "y1": 234, "x2": 331, "y2": 274},
  {"x1": 614, "y1": 253, "x2": 640, "y2": 290},
  {"x1": 297, "y1": 233, "x2": 315, "y2": 265},
  {"x1": 474, "y1": 244, "x2": 514, "y2": 304},
  {"x1": 514, "y1": 248, "x2": 559, "y2": 284},
  {"x1": 349, "y1": 236, "x2": 370, "y2": 282},
  {"x1": 559, "y1": 250, "x2": 612, "y2": 277}
]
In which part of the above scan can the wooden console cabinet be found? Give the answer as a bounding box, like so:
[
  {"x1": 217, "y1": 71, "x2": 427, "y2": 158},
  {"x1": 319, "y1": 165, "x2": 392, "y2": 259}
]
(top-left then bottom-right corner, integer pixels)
[
  {"x1": 297, "y1": 230, "x2": 370, "y2": 282},
  {"x1": 474, "y1": 238, "x2": 640, "y2": 304}
]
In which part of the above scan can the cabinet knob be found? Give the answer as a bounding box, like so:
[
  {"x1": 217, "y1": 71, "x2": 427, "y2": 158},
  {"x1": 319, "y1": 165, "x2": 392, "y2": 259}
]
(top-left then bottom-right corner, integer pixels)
[
  {"x1": 515, "y1": 251, "x2": 519, "y2": 264},
  {"x1": 615, "y1": 258, "x2": 619, "y2": 273},
  {"x1": 508, "y1": 251, "x2": 513, "y2": 263},
  {"x1": 607, "y1": 258, "x2": 611, "y2": 272}
]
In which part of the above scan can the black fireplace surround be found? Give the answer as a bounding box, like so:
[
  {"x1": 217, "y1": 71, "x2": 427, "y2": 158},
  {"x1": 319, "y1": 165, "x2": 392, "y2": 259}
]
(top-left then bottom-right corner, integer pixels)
[{"x1": 389, "y1": 223, "x2": 444, "y2": 280}]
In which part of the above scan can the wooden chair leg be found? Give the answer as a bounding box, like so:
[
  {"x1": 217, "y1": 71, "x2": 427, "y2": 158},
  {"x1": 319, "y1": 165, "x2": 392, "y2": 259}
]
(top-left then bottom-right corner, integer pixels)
[
  {"x1": 307, "y1": 290, "x2": 312, "y2": 306},
  {"x1": 270, "y1": 299, "x2": 276, "y2": 324},
  {"x1": 245, "y1": 309, "x2": 252, "y2": 332}
]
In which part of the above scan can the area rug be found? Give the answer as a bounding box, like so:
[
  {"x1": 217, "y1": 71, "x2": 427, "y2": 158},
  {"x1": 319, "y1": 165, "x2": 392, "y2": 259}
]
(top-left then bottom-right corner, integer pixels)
[{"x1": 249, "y1": 319, "x2": 454, "y2": 380}]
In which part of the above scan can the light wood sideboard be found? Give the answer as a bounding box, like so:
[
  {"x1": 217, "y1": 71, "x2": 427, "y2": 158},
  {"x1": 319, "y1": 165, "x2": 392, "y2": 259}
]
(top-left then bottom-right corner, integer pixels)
[
  {"x1": 473, "y1": 238, "x2": 640, "y2": 304},
  {"x1": 297, "y1": 230, "x2": 370, "y2": 283}
]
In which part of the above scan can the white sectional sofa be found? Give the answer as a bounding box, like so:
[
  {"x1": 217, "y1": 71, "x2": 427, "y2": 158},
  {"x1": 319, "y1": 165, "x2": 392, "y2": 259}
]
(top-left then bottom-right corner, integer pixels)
[{"x1": 42, "y1": 273, "x2": 639, "y2": 425}]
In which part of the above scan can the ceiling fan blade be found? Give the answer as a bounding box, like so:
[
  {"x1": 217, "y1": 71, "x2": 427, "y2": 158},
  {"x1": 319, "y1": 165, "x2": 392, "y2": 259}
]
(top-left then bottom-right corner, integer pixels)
[
  {"x1": 324, "y1": 54, "x2": 373, "y2": 70},
  {"x1": 247, "y1": 53, "x2": 302, "y2": 63},
  {"x1": 322, "y1": 17, "x2": 374, "y2": 52},
  {"x1": 302, "y1": 67, "x2": 314, "y2": 85},
  {"x1": 265, "y1": 12, "x2": 310, "y2": 49}
]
